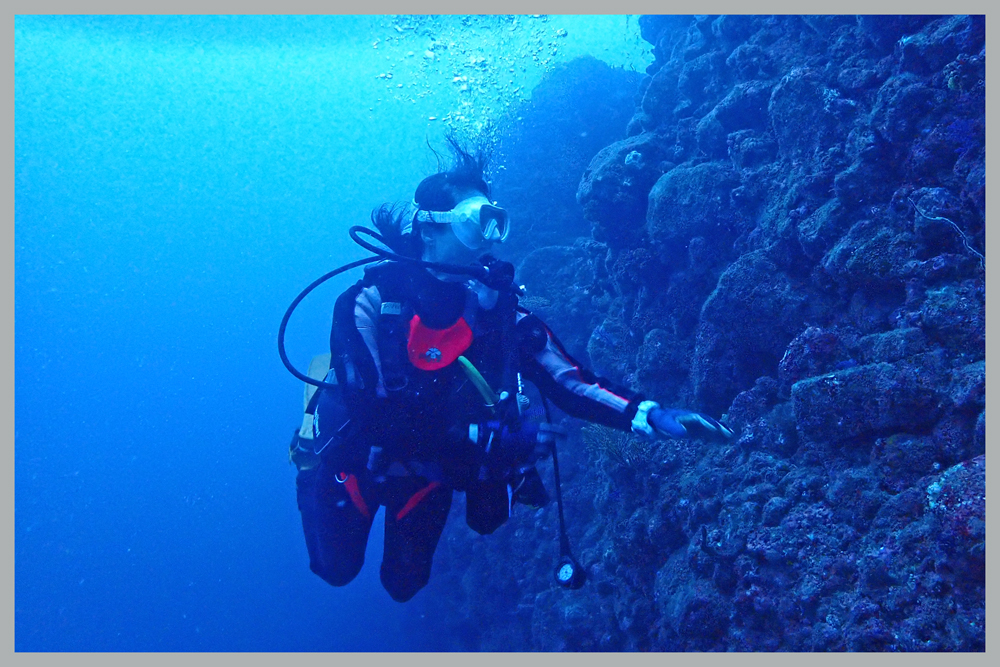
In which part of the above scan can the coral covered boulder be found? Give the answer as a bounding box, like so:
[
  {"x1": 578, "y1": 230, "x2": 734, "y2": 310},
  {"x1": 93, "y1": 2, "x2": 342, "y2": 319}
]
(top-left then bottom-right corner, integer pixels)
[
  {"x1": 790, "y1": 354, "x2": 947, "y2": 444},
  {"x1": 577, "y1": 133, "x2": 671, "y2": 249},
  {"x1": 646, "y1": 160, "x2": 741, "y2": 269},
  {"x1": 693, "y1": 250, "x2": 809, "y2": 414}
]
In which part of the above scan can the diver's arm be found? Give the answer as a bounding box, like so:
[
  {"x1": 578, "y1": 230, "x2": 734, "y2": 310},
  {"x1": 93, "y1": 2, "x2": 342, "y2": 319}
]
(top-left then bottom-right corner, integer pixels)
[
  {"x1": 517, "y1": 314, "x2": 646, "y2": 431},
  {"x1": 517, "y1": 314, "x2": 733, "y2": 441},
  {"x1": 330, "y1": 281, "x2": 382, "y2": 395}
]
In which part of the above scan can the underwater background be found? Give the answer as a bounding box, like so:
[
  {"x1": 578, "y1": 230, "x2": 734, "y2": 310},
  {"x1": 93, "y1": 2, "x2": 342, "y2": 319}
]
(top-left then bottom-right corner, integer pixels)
[
  {"x1": 14, "y1": 14, "x2": 648, "y2": 652},
  {"x1": 16, "y1": 15, "x2": 986, "y2": 652}
]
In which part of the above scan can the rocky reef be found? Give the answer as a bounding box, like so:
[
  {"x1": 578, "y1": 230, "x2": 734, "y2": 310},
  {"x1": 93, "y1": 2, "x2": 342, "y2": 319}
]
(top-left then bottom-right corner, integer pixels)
[{"x1": 419, "y1": 15, "x2": 985, "y2": 651}]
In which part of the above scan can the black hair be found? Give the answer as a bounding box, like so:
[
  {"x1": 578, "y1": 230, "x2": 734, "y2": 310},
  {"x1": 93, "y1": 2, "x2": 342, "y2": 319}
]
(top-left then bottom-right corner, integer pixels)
[
  {"x1": 413, "y1": 134, "x2": 492, "y2": 211},
  {"x1": 370, "y1": 202, "x2": 420, "y2": 257},
  {"x1": 368, "y1": 134, "x2": 492, "y2": 258}
]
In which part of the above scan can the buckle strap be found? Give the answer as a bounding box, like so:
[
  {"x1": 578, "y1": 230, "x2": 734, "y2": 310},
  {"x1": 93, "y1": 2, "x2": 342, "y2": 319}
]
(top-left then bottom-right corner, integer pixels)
[
  {"x1": 336, "y1": 473, "x2": 371, "y2": 520},
  {"x1": 395, "y1": 481, "x2": 442, "y2": 521}
]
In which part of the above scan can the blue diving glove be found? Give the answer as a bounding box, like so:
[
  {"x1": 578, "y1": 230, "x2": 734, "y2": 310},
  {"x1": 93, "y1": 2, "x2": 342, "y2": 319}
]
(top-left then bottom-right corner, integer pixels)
[{"x1": 633, "y1": 401, "x2": 734, "y2": 441}]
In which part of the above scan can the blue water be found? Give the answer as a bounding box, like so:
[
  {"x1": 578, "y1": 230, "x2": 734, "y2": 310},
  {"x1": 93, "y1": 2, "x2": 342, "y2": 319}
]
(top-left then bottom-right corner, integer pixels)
[{"x1": 14, "y1": 15, "x2": 648, "y2": 651}]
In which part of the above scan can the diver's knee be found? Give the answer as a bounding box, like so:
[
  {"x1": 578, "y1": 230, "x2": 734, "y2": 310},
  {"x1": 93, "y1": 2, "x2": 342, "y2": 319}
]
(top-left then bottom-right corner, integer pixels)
[
  {"x1": 311, "y1": 557, "x2": 363, "y2": 588},
  {"x1": 384, "y1": 581, "x2": 424, "y2": 603},
  {"x1": 380, "y1": 569, "x2": 428, "y2": 602}
]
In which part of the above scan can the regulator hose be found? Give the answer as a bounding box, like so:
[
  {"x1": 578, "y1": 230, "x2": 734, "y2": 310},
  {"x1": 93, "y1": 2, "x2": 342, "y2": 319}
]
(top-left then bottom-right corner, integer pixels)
[
  {"x1": 279, "y1": 226, "x2": 519, "y2": 390},
  {"x1": 277, "y1": 256, "x2": 380, "y2": 390}
]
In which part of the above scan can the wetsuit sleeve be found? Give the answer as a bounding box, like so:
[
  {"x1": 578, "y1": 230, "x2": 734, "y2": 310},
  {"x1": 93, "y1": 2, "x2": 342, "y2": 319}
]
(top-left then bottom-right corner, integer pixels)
[
  {"x1": 330, "y1": 280, "x2": 382, "y2": 396},
  {"x1": 517, "y1": 313, "x2": 646, "y2": 431}
]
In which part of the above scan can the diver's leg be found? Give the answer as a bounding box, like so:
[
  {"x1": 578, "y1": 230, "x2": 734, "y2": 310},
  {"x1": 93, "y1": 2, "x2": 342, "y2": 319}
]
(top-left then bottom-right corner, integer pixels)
[
  {"x1": 296, "y1": 461, "x2": 376, "y2": 587},
  {"x1": 379, "y1": 478, "x2": 453, "y2": 602},
  {"x1": 465, "y1": 477, "x2": 511, "y2": 535}
]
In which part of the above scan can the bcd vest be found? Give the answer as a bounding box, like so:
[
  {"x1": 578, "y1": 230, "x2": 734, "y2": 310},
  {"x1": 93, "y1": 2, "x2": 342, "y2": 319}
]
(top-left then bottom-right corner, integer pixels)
[{"x1": 362, "y1": 262, "x2": 516, "y2": 470}]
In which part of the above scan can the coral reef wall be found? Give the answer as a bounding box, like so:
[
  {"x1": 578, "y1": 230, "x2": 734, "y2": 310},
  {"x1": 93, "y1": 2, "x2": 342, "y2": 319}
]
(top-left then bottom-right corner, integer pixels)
[
  {"x1": 492, "y1": 56, "x2": 640, "y2": 361},
  {"x1": 422, "y1": 16, "x2": 985, "y2": 651}
]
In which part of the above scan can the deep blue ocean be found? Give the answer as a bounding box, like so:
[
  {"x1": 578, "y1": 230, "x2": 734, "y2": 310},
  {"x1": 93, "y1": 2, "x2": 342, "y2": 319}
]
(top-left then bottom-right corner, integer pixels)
[{"x1": 14, "y1": 15, "x2": 648, "y2": 651}]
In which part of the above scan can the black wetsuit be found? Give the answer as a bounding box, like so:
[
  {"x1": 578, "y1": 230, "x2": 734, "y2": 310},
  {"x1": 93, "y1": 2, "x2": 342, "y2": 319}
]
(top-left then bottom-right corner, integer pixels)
[{"x1": 296, "y1": 260, "x2": 645, "y2": 601}]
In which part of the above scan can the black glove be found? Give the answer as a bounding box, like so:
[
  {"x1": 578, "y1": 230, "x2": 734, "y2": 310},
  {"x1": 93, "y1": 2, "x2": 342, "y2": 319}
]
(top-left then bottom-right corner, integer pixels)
[
  {"x1": 478, "y1": 256, "x2": 522, "y2": 295},
  {"x1": 648, "y1": 408, "x2": 734, "y2": 441},
  {"x1": 474, "y1": 420, "x2": 538, "y2": 470}
]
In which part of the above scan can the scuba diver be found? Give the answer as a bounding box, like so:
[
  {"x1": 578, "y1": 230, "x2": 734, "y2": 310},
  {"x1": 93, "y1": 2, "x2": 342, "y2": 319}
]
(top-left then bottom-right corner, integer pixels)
[{"x1": 281, "y1": 138, "x2": 733, "y2": 602}]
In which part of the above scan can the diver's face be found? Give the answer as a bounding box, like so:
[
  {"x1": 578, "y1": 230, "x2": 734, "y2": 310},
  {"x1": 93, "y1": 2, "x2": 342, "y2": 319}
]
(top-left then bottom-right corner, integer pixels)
[
  {"x1": 419, "y1": 189, "x2": 499, "y2": 269},
  {"x1": 421, "y1": 222, "x2": 482, "y2": 268}
]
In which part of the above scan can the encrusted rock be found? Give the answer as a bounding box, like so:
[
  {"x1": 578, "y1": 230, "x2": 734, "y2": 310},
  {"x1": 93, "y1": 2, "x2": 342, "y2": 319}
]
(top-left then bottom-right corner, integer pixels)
[
  {"x1": 821, "y1": 217, "x2": 918, "y2": 288},
  {"x1": 577, "y1": 133, "x2": 669, "y2": 248},
  {"x1": 856, "y1": 327, "x2": 928, "y2": 364},
  {"x1": 947, "y1": 360, "x2": 985, "y2": 411},
  {"x1": 795, "y1": 199, "x2": 851, "y2": 260},
  {"x1": 871, "y1": 433, "x2": 944, "y2": 493},
  {"x1": 791, "y1": 355, "x2": 946, "y2": 444},
  {"x1": 695, "y1": 250, "x2": 809, "y2": 415},
  {"x1": 769, "y1": 67, "x2": 849, "y2": 158},
  {"x1": 646, "y1": 160, "x2": 740, "y2": 268},
  {"x1": 916, "y1": 280, "x2": 985, "y2": 355}
]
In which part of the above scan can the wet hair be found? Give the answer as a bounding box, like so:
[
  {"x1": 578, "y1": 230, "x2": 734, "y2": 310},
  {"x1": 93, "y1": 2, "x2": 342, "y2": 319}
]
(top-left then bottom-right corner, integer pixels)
[
  {"x1": 413, "y1": 134, "x2": 492, "y2": 211},
  {"x1": 370, "y1": 134, "x2": 492, "y2": 257},
  {"x1": 370, "y1": 202, "x2": 420, "y2": 257}
]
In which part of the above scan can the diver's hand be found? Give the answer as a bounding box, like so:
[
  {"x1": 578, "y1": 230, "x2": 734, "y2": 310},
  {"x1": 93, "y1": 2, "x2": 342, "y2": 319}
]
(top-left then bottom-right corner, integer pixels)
[
  {"x1": 479, "y1": 256, "x2": 519, "y2": 293},
  {"x1": 648, "y1": 408, "x2": 734, "y2": 441}
]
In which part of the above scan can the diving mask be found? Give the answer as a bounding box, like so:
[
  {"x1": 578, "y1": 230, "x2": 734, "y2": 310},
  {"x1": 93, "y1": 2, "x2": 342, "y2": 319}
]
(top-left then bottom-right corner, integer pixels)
[{"x1": 414, "y1": 196, "x2": 510, "y2": 249}]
